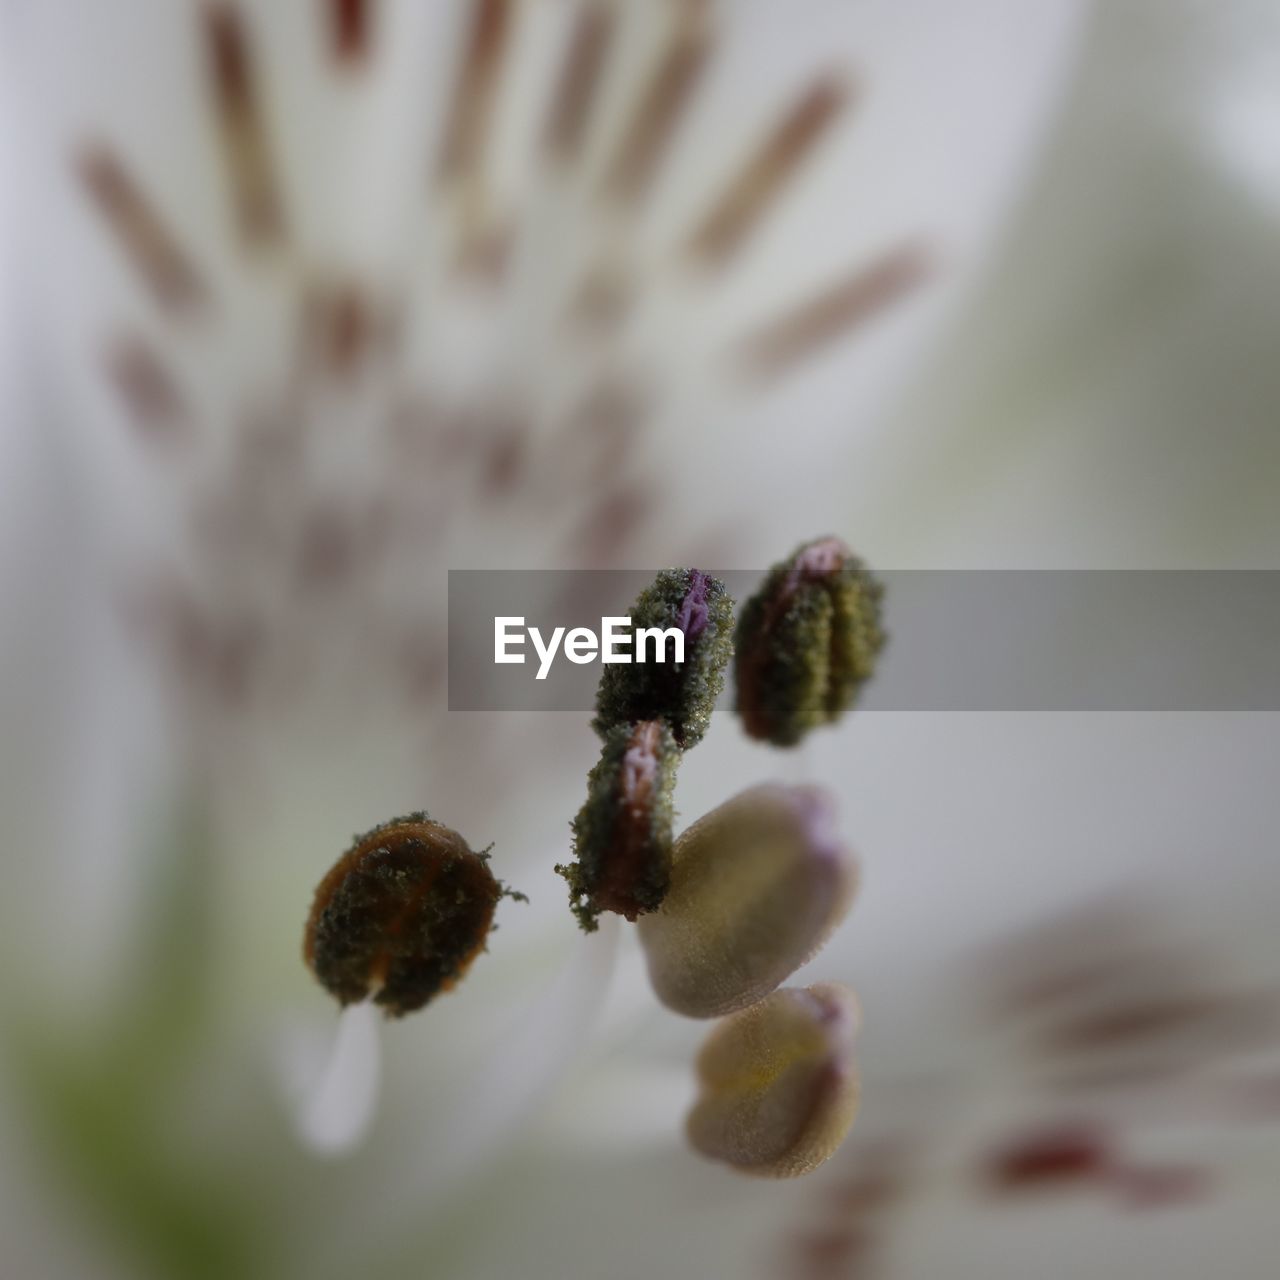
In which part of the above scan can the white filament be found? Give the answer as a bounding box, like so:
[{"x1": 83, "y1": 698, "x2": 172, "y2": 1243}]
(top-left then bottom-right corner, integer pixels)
[{"x1": 295, "y1": 999, "x2": 383, "y2": 1157}]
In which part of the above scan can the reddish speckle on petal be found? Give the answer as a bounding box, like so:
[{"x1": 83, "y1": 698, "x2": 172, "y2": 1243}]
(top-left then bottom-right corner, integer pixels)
[{"x1": 985, "y1": 1122, "x2": 1116, "y2": 1194}]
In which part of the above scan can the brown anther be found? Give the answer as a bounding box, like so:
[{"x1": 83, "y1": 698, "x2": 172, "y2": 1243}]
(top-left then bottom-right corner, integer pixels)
[{"x1": 304, "y1": 813, "x2": 521, "y2": 1017}]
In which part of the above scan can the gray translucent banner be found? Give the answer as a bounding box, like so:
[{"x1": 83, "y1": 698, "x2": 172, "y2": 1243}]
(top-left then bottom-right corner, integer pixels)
[{"x1": 447, "y1": 570, "x2": 1280, "y2": 711}]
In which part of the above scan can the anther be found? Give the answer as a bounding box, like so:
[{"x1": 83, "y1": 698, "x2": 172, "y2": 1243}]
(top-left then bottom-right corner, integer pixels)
[
  {"x1": 556, "y1": 720, "x2": 680, "y2": 932},
  {"x1": 734, "y1": 537, "x2": 885, "y2": 746},
  {"x1": 593, "y1": 568, "x2": 734, "y2": 749},
  {"x1": 686, "y1": 983, "x2": 862, "y2": 1178},
  {"x1": 638, "y1": 783, "x2": 858, "y2": 1017},
  {"x1": 304, "y1": 813, "x2": 523, "y2": 1017}
]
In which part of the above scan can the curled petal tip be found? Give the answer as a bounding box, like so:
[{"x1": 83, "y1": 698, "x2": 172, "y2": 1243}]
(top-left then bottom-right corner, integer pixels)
[
  {"x1": 686, "y1": 983, "x2": 861, "y2": 1178},
  {"x1": 638, "y1": 783, "x2": 858, "y2": 1018}
]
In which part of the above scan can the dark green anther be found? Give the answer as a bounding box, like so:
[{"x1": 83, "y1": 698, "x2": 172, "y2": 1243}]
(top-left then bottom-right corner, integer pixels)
[
  {"x1": 734, "y1": 537, "x2": 885, "y2": 747},
  {"x1": 556, "y1": 720, "x2": 680, "y2": 932},
  {"x1": 592, "y1": 568, "x2": 734, "y2": 750}
]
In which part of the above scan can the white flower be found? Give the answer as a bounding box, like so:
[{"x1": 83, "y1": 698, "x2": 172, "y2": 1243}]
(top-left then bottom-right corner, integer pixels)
[{"x1": 7, "y1": 3, "x2": 1279, "y2": 1279}]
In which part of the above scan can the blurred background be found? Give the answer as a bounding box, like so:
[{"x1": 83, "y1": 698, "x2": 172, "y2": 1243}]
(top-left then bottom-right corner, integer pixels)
[{"x1": 1, "y1": 1, "x2": 1278, "y2": 1277}]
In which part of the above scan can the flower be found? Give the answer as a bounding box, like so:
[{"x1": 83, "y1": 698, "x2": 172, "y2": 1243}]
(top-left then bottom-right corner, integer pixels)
[{"x1": 14, "y1": 3, "x2": 1280, "y2": 1279}]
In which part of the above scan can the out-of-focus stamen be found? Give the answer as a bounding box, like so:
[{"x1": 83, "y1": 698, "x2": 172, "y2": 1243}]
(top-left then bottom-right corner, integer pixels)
[
  {"x1": 77, "y1": 146, "x2": 207, "y2": 314},
  {"x1": 599, "y1": 8, "x2": 710, "y2": 206},
  {"x1": 203, "y1": 3, "x2": 287, "y2": 247},
  {"x1": 686, "y1": 74, "x2": 851, "y2": 269},
  {"x1": 543, "y1": 4, "x2": 615, "y2": 166},
  {"x1": 734, "y1": 242, "x2": 931, "y2": 380}
]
